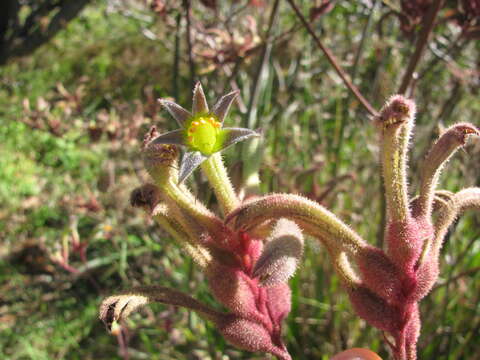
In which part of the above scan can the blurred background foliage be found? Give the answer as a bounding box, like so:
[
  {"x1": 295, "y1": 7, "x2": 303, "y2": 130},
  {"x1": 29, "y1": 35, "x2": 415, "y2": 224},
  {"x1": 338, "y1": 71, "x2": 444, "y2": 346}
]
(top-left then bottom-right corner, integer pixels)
[{"x1": 0, "y1": 0, "x2": 479, "y2": 359}]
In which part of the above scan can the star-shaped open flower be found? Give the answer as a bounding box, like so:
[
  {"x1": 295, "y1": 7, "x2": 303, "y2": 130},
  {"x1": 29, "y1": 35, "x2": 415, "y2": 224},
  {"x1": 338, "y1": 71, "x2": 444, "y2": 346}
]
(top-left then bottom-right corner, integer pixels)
[{"x1": 152, "y1": 82, "x2": 260, "y2": 182}]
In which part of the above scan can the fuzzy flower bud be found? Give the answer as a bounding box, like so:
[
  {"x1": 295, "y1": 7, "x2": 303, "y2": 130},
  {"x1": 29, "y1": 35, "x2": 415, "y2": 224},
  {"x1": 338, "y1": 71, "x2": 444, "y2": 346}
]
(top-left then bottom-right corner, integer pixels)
[
  {"x1": 206, "y1": 263, "x2": 265, "y2": 322},
  {"x1": 386, "y1": 219, "x2": 429, "y2": 272},
  {"x1": 130, "y1": 183, "x2": 161, "y2": 212},
  {"x1": 355, "y1": 246, "x2": 402, "y2": 301},
  {"x1": 412, "y1": 254, "x2": 439, "y2": 301},
  {"x1": 252, "y1": 219, "x2": 304, "y2": 287},
  {"x1": 217, "y1": 316, "x2": 291, "y2": 360},
  {"x1": 265, "y1": 284, "x2": 291, "y2": 325},
  {"x1": 346, "y1": 286, "x2": 401, "y2": 334},
  {"x1": 142, "y1": 126, "x2": 180, "y2": 184}
]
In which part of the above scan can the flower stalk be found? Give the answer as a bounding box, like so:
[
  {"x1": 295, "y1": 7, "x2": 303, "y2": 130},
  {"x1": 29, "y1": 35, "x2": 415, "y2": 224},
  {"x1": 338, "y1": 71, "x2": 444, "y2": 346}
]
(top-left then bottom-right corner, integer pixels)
[{"x1": 201, "y1": 152, "x2": 239, "y2": 215}]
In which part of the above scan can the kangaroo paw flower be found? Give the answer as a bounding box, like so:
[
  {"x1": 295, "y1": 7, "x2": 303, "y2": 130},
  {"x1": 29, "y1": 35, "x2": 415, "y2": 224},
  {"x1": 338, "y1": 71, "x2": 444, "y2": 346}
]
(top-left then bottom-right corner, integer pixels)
[
  {"x1": 99, "y1": 285, "x2": 226, "y2": 330},
  {"x1": 153, "y1": 82, "x2": 260, "y2": 182},
  {"x1": 374, "y1": 95, "x2": 416, "y2": 223},
  {"x1": 416, "y1": 123, "x2": 479, "y2": 218}
]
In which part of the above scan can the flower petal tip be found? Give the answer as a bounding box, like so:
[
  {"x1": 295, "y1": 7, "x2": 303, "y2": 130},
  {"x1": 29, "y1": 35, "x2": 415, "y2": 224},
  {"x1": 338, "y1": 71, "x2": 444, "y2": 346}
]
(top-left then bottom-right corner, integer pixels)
[
  {"x1": 158, "y1": 98, "x2": 191, "y2": 126},
  {"x1": 220, "y1": 127, "x2": 262, "y2": 152},
  {"x1": 150, "y1": 129, "x2": 184, "y2": 146},
  {"x1": 193, "y1": 82, "x2": 209, "y2": 114},
  {"x1": 178, "y1": 151, "x2": 208, "y2": 183},
  {"x1": 212, "y1": 90, "x2": 240, "y2": 122}
]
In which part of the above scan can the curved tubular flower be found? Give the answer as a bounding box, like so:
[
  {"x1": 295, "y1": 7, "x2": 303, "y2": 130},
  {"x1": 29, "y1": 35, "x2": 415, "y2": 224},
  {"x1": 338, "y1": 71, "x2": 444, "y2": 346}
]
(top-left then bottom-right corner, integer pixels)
[
  {"x1": 432, "y1": 187, "x2": 480, "y2": 256},
  {"x1": 100, "y1": 286, "x2": 291, "y2": 360},
  {"x1": 100, "y1": 286, "x2": 226, "y2": 327},
  {"x1": 226, "y1": 95, "x2": 479, "y2": 360},
  {"x1": 226, "y1": 193, "x2": 368, "y2": 256},
  {"x1": 153, "y1": 82, "x2": 260, "y2": 183},
  {"x1": 374, "y1": 95, "x2": 416, "y2": 223},
  {"x1": 415, "y1": 123, "x2": 479, "y2": 218}
]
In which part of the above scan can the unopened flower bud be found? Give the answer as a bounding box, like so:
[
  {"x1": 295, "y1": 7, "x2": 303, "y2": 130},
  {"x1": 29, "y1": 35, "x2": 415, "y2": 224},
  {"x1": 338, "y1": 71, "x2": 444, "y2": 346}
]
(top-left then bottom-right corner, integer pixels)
[
  {"x1": 206, "y1": 263, "x2": 259, "y2": 319},
  {"x1": 374, "y1": 95, "x2": 416, "y2": 130},
  {"x1": 347, "y1": 286, "x2": 401, "y2": 334},
  {"x1": 252, "y1": 219, "x2": 303, "y2": 287},
  {"x1": 217, "y1": 316, "x2": 291, "y2": 360},
  {"x1": 355, "y1": 246, "x2": 402, "y2": 302},
  {"x1": 386, "y1": 219, "x2": 431, "y2": 272},
  {"x1": 130, "y1": 183, "x2": 161, "y2": 212},
  {"x1": 412, "y1": 256, "x2": 438, "y2": 301},
  {"x1": 265, "y1": 284, "x2": 291, "y2": 325},
  {"x1": 142, "y1": 126, "x2": 179, "y2": 183}
]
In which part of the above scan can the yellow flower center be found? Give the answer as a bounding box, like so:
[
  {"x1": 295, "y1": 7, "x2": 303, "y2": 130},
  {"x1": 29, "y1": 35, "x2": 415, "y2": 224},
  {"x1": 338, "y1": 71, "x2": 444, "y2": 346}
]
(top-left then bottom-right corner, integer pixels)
[{"x1": 185, "y1": 115, "x2": 222, "y2": 155}]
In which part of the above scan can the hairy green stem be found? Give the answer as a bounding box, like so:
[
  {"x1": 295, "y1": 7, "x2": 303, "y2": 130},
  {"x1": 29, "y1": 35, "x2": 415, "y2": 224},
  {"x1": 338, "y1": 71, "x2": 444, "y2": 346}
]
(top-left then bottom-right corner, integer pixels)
[
  {"x1": 227, "y1": 193, "x2": 368, "y2": 255},
  {"x1": 201, "y1": 153, "x2": 239, "y2": 215},
  {"x1": 163, "y1": 179, "x2": 223, "y2": 233},
  {"x1": 152, "y1": 205, "x2": 211, "y2": 268}
]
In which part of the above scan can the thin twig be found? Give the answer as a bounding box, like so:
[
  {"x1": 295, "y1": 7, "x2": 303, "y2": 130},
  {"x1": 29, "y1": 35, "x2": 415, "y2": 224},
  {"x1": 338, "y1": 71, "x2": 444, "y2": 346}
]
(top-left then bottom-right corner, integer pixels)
[
  {"x1": 116, "y1": 326, "x2": 130, "y2": 360},
  {"x1": 172, "y1": 13, "x2": 181, "y2": 101},
  {"x1": 286, "y1": 0, "x2": 377, "y2": 116},
  {"x1": 397, "y1": 0, "x2": 443, "y2": 95},
  {"x1": 182, "y1": 0, "x2": 196, "y2": 87}
]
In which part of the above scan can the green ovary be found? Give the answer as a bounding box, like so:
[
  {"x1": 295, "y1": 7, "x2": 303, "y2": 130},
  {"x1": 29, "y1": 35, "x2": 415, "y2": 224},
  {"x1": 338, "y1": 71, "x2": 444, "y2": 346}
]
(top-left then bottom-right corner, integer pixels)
[{"x1": 186, "y1": 116, "x2": 223, "y2": 155}]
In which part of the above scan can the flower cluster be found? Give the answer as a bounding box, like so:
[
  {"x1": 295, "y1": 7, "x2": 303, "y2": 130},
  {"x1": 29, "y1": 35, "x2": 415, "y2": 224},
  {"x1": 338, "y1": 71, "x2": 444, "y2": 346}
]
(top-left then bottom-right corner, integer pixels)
[{"x1": 100, "y1": 85, "x2": 479, "y2": 360}]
